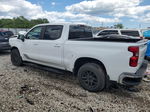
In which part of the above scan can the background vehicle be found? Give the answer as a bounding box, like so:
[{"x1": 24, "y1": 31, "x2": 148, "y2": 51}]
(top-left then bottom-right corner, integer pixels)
[
  {"x1": 0, "y1": 31, "x2": 11, "y2": 51},
  {"x1": 95, "y1": 29, "x2": 143, "y2": 39},
  {"x1": 0, "y1": 30, "x2": 14, "y2": 38},
  {"x1": 143, "y1": 30, "x2": 150, "y2": 39},
  {"x1": 9, "y1": 23, "x2": 148, "y2": 92},
  {"x1": 143, "y1": 30, "x2": 150, "y2": 60}
]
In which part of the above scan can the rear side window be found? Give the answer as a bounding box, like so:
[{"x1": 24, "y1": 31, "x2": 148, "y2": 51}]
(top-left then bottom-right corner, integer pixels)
[
  {"x1": 43, "y1": 25, "x2": 63, "y2": 40},
  {"x1": 121, "y1": 30, "x2": 140, "y2": 37},
  {"x1": 69, "y1": 25, "x2": 92, "y2": 39},
  {"x1": 98, "y1": 30, "x2": 119, "y2": 36}
]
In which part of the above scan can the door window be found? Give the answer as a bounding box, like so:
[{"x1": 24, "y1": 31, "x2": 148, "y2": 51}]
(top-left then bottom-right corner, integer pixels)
[
  {"x1": 43, "y1": 25, "x2": 63, "y2": 40},
  {"x1": 121, "y1": 30, "x2": 140, "y2": 37},
  {"x1": 98, "y1": 30, "x2": 119, "y2": 36},
  {"x1": 26, "y1": 26, "x2": 43, "y2": 39}
]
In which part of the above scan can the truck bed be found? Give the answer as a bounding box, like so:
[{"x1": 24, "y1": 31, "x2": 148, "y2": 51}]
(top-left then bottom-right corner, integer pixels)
[{"x1": 69, "y1": 35, "x2": 144, "y2": 43}]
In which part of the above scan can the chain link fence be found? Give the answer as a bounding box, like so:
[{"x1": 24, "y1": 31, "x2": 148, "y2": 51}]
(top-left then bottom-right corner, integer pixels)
[{"x1": 0, "y1": 28, "x2": 29, "y2": 35}]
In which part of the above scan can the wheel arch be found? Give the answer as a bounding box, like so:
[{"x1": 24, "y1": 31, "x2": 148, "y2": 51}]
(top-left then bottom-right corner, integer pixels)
[
  {"x1": 73, "y1": 57, "x2": 107, "y2": 76},
  {"x1": 11, "y1": 46, "x2": 23, "y2": 59},
  {"x1": 11, "y1": 46, "x2": 19, "y2": 50},
  {"x1": 73, "y1": 57, "x2": 110, "y2": 89}
]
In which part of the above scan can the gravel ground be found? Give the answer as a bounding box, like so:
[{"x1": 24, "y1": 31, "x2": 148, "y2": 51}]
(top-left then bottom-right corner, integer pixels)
[{"x1": 0, "y1": 51, "x2": 150, "y2": 112}]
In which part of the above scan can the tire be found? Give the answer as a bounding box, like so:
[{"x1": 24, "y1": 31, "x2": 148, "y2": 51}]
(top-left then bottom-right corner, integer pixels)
[
  {"x1": 78, "y1": 63, "x2": 105, "y2": 92},
  {"x1": 11, "y1": 49, "x2": 23, "y2": 66}
]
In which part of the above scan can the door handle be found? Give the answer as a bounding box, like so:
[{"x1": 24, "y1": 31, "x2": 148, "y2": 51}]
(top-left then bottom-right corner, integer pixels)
[
  {"x1": 33, "y1": 43, "x2": 38, "y2": 46},
  {"x1": 54, "y1": 44, "x2": 60, "y2": 47}
]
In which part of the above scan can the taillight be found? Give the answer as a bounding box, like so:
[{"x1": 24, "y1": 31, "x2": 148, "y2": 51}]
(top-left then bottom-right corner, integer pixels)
[{"x1": 128, "y1": 46, "x2": 139, "y2": 67}]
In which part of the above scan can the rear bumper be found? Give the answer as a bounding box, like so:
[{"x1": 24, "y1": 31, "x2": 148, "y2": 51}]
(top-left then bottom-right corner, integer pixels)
[
  {"x1": 118, "y1": 60, "x2": 148, "y2": 86},
  {"x1": 0, "y1": 42, "x2": 11, "y2": 50}
]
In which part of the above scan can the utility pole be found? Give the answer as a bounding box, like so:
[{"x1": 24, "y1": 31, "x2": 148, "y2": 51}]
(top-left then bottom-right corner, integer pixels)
[
  {"x1": 139, "y1": 23, "x2": 141, "y2": 29},
  {"x1": 101, "y1": 22, "x2": 103, "y2": 27}
]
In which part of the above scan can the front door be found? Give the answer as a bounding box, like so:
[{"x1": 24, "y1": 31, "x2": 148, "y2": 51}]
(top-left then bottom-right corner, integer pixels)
[
  {"x1": 36, "y1": 25, "x2": 64, "y2": 69},
  {"x1": 22, "y1": 26, "x2": 44, "y2": 62}
]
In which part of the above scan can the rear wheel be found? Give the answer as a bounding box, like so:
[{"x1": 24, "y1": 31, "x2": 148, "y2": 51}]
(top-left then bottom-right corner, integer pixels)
[
  {"x1": 11, "y1": 49, "x2": 23, "y2": 66},
  {"x1": 77, "y1": 63, "x2": 105, "y2": 92}
]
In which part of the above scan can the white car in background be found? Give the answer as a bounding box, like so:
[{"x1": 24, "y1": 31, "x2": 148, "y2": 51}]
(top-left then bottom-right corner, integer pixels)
[{"x1": 95, "y1": 29, "x2": 143, "y2": 39}]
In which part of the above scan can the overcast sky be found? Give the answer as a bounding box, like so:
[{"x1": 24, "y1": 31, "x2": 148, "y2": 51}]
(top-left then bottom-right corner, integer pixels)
[{"x1": 0, "y1": 0, "x2": 150, "y2": 28}]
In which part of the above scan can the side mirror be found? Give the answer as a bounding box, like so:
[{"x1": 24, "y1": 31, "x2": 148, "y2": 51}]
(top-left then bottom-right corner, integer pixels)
[
  {"x1": 17, "y1": 31, "x2": 27, "y2": 42},
  {"x1": 18, "y1": 35, "x2": 25, "y2": 42}
]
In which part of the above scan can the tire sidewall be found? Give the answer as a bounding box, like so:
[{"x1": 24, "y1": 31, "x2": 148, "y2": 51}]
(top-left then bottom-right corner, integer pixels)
[
  {"x1": 78, "y1": 63, "x2": 105, "y2": 92},
  {"x1": 11, "y1": 49, "x2": 23, "y2": 66}
]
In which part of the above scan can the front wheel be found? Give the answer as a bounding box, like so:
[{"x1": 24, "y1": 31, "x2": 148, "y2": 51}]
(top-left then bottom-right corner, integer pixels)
[
  {"x1": 78, "y1": 63, "x2": 105, "y2": 92},
  {"x1": 11, "y1": 49, "x2": 23, "y2": 66}
]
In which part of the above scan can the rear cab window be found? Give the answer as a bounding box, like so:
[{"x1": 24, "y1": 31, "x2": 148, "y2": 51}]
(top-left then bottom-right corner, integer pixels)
[
  {"x1": 69, "y1": 25, "x2": 93, "y2": 39},
  {"x1": 120, "y1": 30, "x2": 140, "y2": 37}
]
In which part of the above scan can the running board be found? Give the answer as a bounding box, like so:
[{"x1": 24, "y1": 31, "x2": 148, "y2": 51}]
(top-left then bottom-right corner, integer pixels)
[{"x1": 23, "y1": 62, "x2": 72, "y2": 75}]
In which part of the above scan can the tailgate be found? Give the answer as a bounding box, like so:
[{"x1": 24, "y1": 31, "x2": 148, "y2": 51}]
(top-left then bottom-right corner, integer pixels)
[{"x1": 137, "y1": 39, "x2": 147, "y2": 68}]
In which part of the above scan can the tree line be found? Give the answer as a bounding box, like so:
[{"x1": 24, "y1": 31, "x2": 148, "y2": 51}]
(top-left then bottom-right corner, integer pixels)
[
  {"x1": 0, "y1": 16, "x2": 49, "y2": 28},
  {"x1": 0, "y1": 16, "x2": 124, "y2": 29}
]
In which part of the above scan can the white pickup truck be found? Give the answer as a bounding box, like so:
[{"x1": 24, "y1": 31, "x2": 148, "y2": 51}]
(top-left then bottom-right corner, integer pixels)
[{"x1": 9, "y1": 23, "x2": 148, "y2": 92}]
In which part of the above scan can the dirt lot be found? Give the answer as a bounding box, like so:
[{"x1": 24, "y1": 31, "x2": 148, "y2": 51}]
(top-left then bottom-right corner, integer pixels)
[{"x1": 0, "y1": 51, "x2": 150, "y2": 112}]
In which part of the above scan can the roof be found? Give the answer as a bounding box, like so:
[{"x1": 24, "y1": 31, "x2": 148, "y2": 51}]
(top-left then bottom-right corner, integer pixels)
[
  {"x1": 35, "y1": 22, "x2": 89, "y2": 27},
  {"x1": 100, "y1": 29, "x2": 141, "y2": 31}
]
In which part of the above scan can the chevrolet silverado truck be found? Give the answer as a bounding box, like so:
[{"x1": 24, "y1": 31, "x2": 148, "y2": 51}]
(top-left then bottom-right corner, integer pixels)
[{"x1": 9, "y1": 23, "x2": 148, "y2": 92}]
